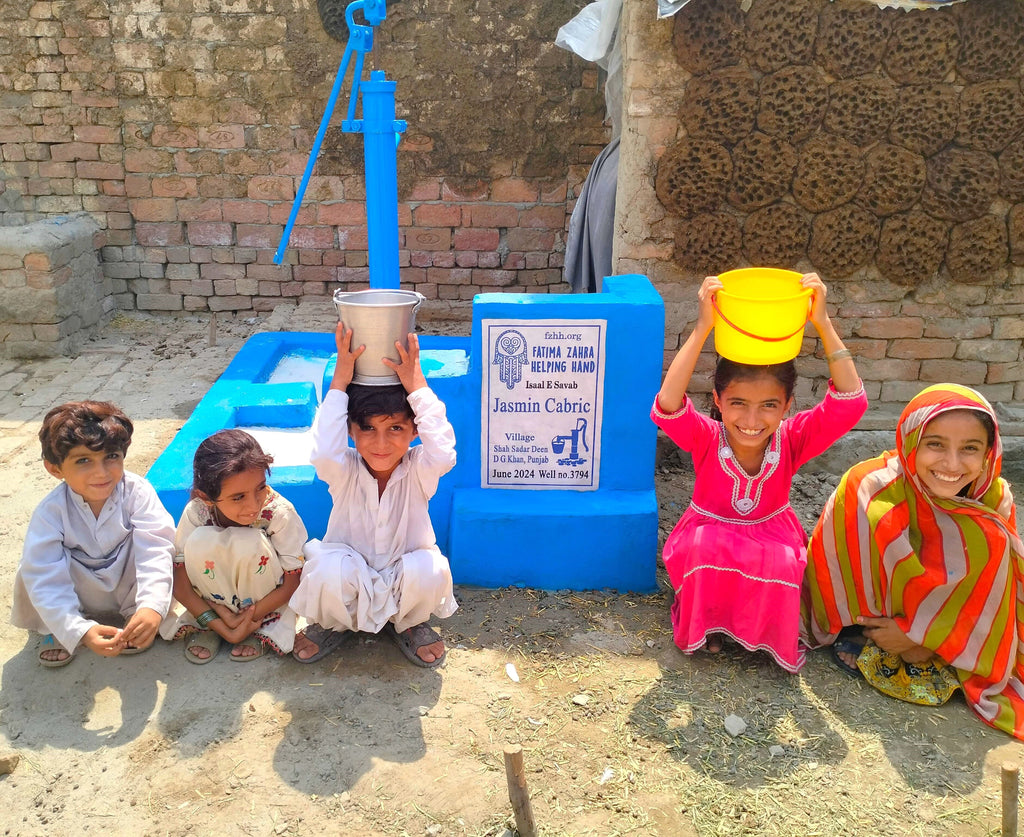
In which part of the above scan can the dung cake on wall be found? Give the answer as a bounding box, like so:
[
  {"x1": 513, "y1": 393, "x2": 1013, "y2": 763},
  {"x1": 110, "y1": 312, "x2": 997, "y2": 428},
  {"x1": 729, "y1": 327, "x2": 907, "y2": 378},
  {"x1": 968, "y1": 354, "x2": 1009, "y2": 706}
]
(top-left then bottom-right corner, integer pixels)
[{"x1": 658, "y1": 0, "x2": 1024, "y2": 286}]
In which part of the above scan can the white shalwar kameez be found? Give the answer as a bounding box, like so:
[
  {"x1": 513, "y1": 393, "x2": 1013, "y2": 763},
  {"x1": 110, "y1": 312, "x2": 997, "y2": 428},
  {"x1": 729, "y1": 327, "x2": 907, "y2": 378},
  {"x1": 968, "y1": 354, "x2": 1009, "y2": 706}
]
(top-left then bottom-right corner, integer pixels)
[
  {"x1": 159, "y1": 489, "x2": 307, "y2": 653},
  {"x1": 291, "y1": 387, "x2": 458, "y2": 634},
  {"x1": 11, "y1": 472, "x2": 175, "y2": 653}
]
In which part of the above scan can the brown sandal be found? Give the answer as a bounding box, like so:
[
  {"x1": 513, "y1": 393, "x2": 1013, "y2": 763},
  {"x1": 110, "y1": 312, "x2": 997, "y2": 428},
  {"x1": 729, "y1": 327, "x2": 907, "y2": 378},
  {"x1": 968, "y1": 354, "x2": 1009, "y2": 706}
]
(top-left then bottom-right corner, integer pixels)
[{"x1": 385, "y1": 622, "x2": 446, "y2": 668}]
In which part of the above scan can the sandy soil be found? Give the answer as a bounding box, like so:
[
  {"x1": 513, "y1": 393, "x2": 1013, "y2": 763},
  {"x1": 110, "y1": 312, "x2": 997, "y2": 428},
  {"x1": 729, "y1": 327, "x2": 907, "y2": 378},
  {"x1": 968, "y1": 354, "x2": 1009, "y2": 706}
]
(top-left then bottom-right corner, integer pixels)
[{"x1": 1, "y1": 306, "x2": 1023, "y2": 837}]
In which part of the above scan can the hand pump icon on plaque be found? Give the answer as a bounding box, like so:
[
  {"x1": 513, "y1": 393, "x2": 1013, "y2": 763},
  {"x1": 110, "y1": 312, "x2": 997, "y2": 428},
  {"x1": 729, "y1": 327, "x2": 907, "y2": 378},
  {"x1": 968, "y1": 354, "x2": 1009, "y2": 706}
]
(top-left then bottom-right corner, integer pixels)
[{"x1": 551, "y1": 418, "x2": 589, "y2": 467}]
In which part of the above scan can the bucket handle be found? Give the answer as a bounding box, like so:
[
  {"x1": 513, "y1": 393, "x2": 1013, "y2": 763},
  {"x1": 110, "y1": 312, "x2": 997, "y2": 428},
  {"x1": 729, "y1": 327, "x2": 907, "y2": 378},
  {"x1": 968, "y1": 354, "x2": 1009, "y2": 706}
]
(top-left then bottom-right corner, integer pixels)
[{"x1": 711, "y1": 295, "x2": 808, "y2": 344}]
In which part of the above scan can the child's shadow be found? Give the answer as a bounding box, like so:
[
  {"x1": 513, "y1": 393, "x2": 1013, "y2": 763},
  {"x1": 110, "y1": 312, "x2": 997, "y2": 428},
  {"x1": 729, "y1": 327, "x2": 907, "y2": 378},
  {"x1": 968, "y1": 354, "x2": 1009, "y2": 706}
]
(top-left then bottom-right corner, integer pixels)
[
  {"x1": 0, "y1": 640, "x2": 160, "y2": 751},
  {"x1": 155, "y1": 631, "x2": 442, "y2": 795},
  {"x1": 629, "y1": 642, "x2": 849, "y2": 791},
  {"x1": 632, "y1": 642, "x2": 999, "y2": 795},
  {"x1": 799, "y1": 646, "x2": 1001, "y2": 794}
]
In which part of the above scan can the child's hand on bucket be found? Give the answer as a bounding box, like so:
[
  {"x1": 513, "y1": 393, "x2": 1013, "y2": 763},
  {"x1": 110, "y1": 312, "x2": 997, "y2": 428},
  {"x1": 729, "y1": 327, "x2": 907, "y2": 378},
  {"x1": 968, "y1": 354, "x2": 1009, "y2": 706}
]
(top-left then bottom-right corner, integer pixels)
[
  {"x1": 382, "y1": 333, "x2": 427, "y2": 394},
  {"x1": 330, "y1": 323, "x2": 366, "y2": 391},
  {"x1": 696, "y1": 275, "x2": 723, "y2": 335},
  {"x1": 802, "y1": 272, "x2": 829, "y2": 329}
]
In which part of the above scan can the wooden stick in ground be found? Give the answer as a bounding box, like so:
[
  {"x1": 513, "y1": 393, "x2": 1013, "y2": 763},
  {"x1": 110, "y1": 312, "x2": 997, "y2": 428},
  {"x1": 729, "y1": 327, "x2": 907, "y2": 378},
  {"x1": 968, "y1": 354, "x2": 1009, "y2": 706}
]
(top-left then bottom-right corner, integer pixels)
[
  {"x1": 208, "y1": 312, "x2": 217, "y2": 347},
  {"x1": 1003, "y1": 761, "x2": 1019, "y2": 837},
  {"x1": 504, "y1": 744, "x2": 537, "y2": 837}
]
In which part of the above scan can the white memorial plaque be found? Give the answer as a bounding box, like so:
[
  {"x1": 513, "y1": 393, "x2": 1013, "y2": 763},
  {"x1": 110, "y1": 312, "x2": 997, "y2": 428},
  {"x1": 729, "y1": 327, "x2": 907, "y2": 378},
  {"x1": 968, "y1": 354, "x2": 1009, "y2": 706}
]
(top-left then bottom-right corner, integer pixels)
[{"x1": 481, "y1": 319, "x2": 605, "y2": 490}]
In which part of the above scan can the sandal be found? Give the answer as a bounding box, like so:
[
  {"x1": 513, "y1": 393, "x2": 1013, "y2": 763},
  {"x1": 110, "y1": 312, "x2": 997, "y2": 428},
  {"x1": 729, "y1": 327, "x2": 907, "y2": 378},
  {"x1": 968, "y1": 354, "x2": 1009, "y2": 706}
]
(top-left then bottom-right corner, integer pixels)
[
  {"x1": 292, "y1": 623, "x2": 350, "y2": 664},
  {"x1": 184, "y1": 630, "x2": 222, "y2": 665},
  {"x1": 385, "y1": 621, "x2": 446, "y2": 669},
  {"x1": 38, "y1": 634, "x2": 73, "y2": 668},
  {"x1": 120, "y1": 644, "x2": 148, "y2": 656},
  {"x1": 230, "y1": 636, "x2": 266, "y2": 662},
  {"x1": 831, "y1": 638, "x2": 866, "y2": 678}
]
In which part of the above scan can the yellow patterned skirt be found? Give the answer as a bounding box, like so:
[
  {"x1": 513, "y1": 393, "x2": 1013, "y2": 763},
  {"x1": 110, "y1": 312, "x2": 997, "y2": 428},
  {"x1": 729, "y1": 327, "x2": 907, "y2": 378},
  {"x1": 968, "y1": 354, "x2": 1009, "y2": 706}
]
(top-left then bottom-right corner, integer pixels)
[{"x1": 856, "y1": 640, "x2": 961, "y2": 706}]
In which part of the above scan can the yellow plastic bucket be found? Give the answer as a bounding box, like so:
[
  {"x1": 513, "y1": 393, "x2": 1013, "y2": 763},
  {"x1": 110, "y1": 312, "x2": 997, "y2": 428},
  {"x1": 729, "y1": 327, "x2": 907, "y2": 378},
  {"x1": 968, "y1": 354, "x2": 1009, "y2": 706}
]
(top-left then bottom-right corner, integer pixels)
[{"x1": 713, "y1": 268, "x2": 811, "y2": 364}]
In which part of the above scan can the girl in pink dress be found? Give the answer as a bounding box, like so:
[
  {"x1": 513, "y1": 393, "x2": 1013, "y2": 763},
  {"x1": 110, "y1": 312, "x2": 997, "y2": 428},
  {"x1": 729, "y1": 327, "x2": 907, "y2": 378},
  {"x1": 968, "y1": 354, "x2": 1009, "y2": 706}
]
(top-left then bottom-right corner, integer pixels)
[{"x1": 651, "y1": 273, "x2": 867, "y2": 672}]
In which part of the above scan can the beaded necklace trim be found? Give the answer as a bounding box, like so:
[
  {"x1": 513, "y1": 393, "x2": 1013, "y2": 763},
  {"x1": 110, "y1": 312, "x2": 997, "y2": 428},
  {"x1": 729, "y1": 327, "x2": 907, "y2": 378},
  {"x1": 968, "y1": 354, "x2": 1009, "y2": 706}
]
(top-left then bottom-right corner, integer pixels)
[{"x1": 717, "y1": 424, "x2": 782, "y2": 516}]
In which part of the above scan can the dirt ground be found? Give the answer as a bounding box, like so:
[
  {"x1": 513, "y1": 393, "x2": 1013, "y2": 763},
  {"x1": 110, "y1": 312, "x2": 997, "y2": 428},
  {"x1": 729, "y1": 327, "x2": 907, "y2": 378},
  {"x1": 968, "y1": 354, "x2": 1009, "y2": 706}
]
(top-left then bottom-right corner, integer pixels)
[{"x1": 1, "y1": 306, "x2": 1023, "y2": 837}]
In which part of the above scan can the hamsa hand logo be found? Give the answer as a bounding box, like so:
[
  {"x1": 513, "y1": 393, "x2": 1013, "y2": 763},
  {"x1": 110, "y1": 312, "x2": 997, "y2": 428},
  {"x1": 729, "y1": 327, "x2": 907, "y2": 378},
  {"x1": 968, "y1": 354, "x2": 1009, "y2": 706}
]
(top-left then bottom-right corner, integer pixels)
[{"x1": 493, "y1": 329, "x2": 529, "y2": 390}]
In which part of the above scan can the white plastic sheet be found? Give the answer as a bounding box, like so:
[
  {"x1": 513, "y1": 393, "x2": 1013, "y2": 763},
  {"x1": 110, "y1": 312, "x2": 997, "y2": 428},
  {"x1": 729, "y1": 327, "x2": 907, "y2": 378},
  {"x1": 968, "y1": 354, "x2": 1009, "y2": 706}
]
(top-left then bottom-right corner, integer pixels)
[
  {"x1": 555, "y1": 0, "x2": 623, "y2": 62},
  {"x1": 555, "y1": 0, "x2": 624, "y2": 134}
]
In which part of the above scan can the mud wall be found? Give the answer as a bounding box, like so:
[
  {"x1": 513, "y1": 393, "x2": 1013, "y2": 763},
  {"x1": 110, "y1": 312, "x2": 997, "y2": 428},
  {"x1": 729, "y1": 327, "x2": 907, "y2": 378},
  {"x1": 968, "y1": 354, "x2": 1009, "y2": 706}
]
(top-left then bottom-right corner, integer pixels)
[
  {"x1": 0, "y1": 0, "x2": 607, "y2": 312},
  {"x1": 615, "y1": 0, "x2": 1024, "y2": 429}
]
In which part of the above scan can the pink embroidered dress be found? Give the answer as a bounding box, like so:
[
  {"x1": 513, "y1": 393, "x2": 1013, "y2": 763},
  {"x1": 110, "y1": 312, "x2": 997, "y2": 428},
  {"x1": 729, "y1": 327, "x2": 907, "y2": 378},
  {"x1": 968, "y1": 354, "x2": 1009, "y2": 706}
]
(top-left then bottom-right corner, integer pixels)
[{"x1": 652, "y1": 383, "x2": 867, "y2": 672}]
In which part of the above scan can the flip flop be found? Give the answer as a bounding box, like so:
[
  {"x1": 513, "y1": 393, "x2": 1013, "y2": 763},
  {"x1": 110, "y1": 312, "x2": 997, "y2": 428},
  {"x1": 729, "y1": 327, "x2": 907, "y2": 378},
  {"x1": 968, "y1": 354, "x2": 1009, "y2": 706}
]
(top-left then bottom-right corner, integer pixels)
[
  {"x1": 184, "y1": 630, "x2": 222, "y2": 665},
  {"x1": 385, "y1": 621, "x2": 446, "y2": 669},
  {"x1": 831, "y1": 638, "x2": 865, "y2": 678},
  {"x1": 38, "y1": 634, "x2": 73, "y2": 668},
  {"x1": 291, "y1": 623, "x2": 350, "y2": 664},
  {"x1": 230, "y1": 636, "x2": 266, "y2": 662}
]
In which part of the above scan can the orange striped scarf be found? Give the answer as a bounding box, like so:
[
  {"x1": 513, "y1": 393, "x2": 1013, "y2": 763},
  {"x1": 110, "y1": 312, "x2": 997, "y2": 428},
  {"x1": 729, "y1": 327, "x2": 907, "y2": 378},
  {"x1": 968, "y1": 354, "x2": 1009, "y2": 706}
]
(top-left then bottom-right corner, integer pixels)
[{"x1": 804, "y1": 384, "x2": 1024, "y2": 738}]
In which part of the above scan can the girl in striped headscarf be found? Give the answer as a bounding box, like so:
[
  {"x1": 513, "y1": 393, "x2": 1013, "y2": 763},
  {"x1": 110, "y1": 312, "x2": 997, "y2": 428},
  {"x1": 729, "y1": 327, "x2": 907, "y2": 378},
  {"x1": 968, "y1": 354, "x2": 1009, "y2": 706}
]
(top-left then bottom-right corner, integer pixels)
[{"x1": 803, "y1": 384, "x2": 1024, "y2": 738}]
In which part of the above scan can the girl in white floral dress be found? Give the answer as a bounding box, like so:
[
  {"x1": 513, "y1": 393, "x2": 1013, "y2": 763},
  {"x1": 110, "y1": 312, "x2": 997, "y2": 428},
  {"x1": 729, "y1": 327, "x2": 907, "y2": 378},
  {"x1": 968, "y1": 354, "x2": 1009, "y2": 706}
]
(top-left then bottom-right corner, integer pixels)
[{"x1": 160, "y1": 430, "x2": 307, "y2": 662}]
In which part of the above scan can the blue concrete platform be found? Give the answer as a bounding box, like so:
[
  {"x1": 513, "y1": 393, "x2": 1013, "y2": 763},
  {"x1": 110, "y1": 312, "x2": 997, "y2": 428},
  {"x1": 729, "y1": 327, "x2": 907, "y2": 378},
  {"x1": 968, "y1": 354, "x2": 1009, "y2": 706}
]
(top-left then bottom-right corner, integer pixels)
[
  {"x1": 147, "y1": 332, "x2": 472, "y2": 543},
  {"x1": 148, "y1": 275, "x2": 664, "y2": 592}
]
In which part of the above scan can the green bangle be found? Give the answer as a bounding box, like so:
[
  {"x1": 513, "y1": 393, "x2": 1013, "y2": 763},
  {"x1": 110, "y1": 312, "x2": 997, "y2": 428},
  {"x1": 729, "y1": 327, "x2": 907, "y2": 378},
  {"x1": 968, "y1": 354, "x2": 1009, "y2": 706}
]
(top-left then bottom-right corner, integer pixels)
[
  {"x1": 195, "y1": 609, "x2": 218, "y2": 629},
  {"x1": 826, "y1": 348, "x2": 853, "y2": 363}
]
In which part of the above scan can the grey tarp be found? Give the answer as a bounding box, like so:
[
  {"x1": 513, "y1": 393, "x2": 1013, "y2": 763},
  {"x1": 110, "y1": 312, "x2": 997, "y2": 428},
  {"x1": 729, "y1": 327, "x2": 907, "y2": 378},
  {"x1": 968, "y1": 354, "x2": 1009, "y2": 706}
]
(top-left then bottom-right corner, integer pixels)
[{"x1": 563, "y1": 137, "x2": 620, "y2": 294}]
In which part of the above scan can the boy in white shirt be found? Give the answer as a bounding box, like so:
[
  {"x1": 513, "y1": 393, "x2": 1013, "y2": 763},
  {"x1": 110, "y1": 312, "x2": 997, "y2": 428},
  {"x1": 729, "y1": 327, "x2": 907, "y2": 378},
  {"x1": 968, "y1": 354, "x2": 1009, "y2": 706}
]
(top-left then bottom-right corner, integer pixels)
[
  {"x1": 11, "y1": 401, "x2": 175, "y2": 666},
  {"x1": 291, "y1": 326, "x2": 457, "y2": 667}
]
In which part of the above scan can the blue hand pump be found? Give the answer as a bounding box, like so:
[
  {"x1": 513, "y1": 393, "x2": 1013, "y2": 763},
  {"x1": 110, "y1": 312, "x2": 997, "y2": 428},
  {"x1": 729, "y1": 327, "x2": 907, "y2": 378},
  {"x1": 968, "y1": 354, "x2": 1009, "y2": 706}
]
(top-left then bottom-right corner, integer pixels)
[{"x1": 273, "y1": 0, "x2": 406, "y2": 291}]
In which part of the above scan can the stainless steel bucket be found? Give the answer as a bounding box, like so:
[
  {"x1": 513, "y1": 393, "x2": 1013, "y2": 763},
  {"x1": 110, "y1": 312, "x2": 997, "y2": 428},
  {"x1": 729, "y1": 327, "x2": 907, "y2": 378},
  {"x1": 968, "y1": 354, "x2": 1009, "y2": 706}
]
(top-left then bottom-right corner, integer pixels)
[{"x1": 332, "y1": 288, "x2": 425, "y2": 385}]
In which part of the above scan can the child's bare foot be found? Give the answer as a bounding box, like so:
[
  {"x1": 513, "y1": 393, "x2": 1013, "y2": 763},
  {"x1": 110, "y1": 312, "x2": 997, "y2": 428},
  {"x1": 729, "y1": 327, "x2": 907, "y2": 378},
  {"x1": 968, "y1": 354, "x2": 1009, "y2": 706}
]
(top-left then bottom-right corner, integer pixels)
[
  {"x1": 416, "y1": 637, "x2": 445, "y2": 664},
  {"x1": 184, "y1": 630, "x2": 221, "y2": 664},
  {"x1": 705, "y1": 634, "x2": 723, "y2": 653},
  {"x1": 386, "y1": 622, "x2": 446, "y2": 668},
  {"x1": 39, "y1": 647, "x2": 72, "y2": 666},
  {"x1": 836, "y1": 646, "x2": 858, "y2": 670},
  {"x1": 229, "y1": 636, "x2": 265, "y2": 661},
  {"x1": 291, "y1": 623, "x2": 348, "y2": 663},
  {"x1": 831, "y1": 628, "x2": 866, "y2": 676},
  {"x1": 292, "y1": 630, "x2": 318, "y2": 660},
  {"x1": 38, "y1": 635, "x2": 73, "y2": 667}
]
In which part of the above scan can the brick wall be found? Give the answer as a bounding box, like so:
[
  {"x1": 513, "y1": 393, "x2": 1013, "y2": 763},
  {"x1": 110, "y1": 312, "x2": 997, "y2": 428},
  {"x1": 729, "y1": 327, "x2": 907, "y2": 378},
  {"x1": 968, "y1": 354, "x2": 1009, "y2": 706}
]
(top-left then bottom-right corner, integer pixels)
[
  {"x1": 614, "y1": 0, "x2": 1024, "y2": 431},
  {"x1": 0, "y1": 214, "x2": 112, "y2": 356},
  {"x1": 0, "y1": 0, "x2": 608, "y2": 313}
]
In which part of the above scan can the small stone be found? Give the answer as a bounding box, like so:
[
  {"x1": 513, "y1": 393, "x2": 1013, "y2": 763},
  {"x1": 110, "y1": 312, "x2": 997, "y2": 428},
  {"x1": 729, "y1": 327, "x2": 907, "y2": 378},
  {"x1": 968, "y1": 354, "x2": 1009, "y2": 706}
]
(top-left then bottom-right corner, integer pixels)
[
  {"x1": 0, "y1": 752, "x2": 21, "y2": 774},
  {"x1": 769, "y1": 745, "x2": 785, "y2": 757},
  {"x1": 646, "y1": 640, "x2": 655, "y2": 648},
  {"x1": 417, "y1": 706, "x2": 429, "y2": 717},
  {"x1": 505, "y1": 663, "x2": 520, "y2": 682},
  {"x1": 426, "y1": 825, "x2": 443, "y2": 836},
  {"x1": 572, "y1": 694, "x2": 590, "y2": 706},
  {"x1": 724, "y1": 714, "x2": 747, "y2": 737}
]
